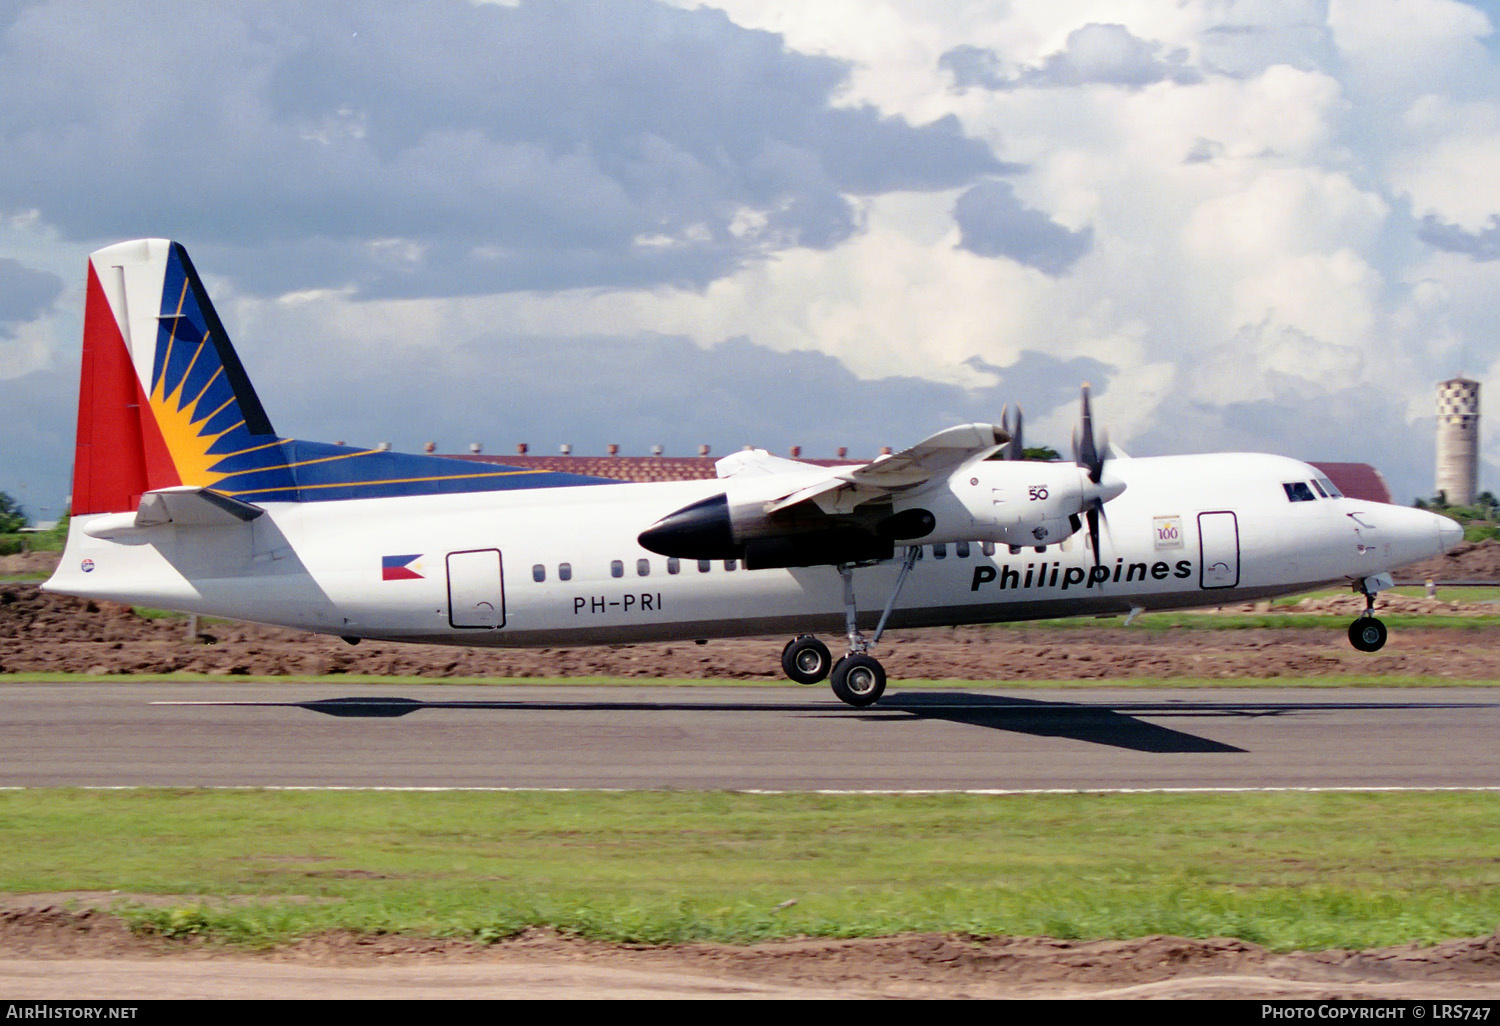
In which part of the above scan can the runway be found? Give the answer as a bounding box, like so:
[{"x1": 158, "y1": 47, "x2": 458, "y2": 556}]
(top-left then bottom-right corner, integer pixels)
[{"x1": 4, "y1": 681, "x2": 1499, "y2": 790}]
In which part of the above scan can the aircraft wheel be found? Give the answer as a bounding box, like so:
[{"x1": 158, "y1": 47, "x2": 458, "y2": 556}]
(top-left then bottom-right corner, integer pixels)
[
  {"x1": 781, "y1": 635, "x2": 832, "y2": 685},
  {"x1": 1348, "y1": 617, "x2": 1388, "y2": 652},
  {"x1": 830, "y1": 654, "x2": 886, "y2": 708}
]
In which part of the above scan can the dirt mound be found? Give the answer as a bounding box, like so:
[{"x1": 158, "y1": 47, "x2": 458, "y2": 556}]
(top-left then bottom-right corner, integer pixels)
[
  {"x1": 2, "y1": 908, "x2": 1498, "y2": 998},
  {"x1": 0, "y1": 550, "x2": 62, "y2": 575},
  {"x1": 1399, "y1": 538, "x2": 1500, "y2": 582}
]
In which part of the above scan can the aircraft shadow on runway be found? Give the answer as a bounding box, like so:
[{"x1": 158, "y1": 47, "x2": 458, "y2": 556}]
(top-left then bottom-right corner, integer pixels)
[
  {"x1": 283, "y1": 691, "x2": 1495, "y2": 753},
  {"x1": 282, "y1": 693, "x2": 1280, "y2": 753},
  {"x1": 868, "y1": 693, "x2": 1247, "y2": 753}
]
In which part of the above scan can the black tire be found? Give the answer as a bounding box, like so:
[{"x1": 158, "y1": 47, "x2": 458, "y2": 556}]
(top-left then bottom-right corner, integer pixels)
[
  {"x1": 781, "y1": 635, "x2": 832, "y2": 685},
  {"x1": 1349, "y1": 617, "x2": 1388, "y2": 652},
  {"x1": 829, "y1": 654, "x2": 886, "y2": 707}
]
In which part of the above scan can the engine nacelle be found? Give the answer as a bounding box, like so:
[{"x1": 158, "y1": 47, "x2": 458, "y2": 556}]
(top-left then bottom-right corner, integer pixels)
[
  {"x1": 638, "y1": 461, "x2": 1124, "y2": 568},
  {"x1": 637, "y1": 492, "x2": 896, "y2": 569},
  {"x1": 885, "y1": 461, "x2": 1124, "y2": 547}
]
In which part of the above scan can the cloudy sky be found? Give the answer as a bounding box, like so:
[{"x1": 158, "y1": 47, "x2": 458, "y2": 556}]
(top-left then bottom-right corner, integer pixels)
[{"x1": 2, "y1": 0, "x2": 1498, "y2": 519}]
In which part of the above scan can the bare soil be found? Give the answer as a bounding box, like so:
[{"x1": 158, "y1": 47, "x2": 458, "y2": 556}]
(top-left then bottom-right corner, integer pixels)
[
  {"x1": 5, "y1": 546, "x2": 1500, "y2": 997},
  {"x1": 3, "y1": 907, "x2": 1500, "y2": 999}
]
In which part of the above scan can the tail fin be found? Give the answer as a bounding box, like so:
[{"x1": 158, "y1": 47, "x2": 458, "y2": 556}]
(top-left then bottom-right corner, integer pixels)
[
  {"x1": 71, "y1": 239, "x2": 614, "y2": 513},
  {"x1": 74, "y1": 239, "x2": 284, "y2": 514}
]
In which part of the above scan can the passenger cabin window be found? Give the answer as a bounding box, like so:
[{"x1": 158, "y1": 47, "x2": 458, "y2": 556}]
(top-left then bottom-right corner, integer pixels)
[
  {"x1": 532, "y1": 564, "x2": 546, "y2": 583},
  {"x1": 667, "y1": 557, "x2": 680, "y2": 575},
  {"x1": 610, "y1": 559, "x2": 624, "y2": 578},
  {"x1": 637, "y1": 558, "x2": 651, "y2": 577},
  {"x1": 932, "y1": 543, "x2": 946, "y2": 559},
  {"x1": 724, "y1": 559, "x2": 738, "y2": 571},
  {"x1": 955, "y1": 541, "x2": 970, "y2": 559},
  {"x1": 1283, "y1": 481, "x2": 1317, "y2": 502},
  {"x1": 981, "y1": 541, "x2": 995, "y2": 557},
  {"x1": 559, "y1": 563, "x2": 572, "y2": 581},
  {"x1": 698, "y1": 559, "x2": 712, "y2": 573}
]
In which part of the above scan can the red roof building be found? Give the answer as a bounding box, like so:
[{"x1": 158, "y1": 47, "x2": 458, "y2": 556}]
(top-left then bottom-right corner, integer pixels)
[{"x1": 448, "y1": 451, "x2": 1394, "y2": 504}]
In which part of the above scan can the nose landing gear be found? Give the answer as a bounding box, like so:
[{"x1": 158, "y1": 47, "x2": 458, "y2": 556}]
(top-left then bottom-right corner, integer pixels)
[
  {"x1": 1349, "y1": 615, "x2": 1388, "y2": 652},
  {"x1": 1348, "y1": 573, "x2": 1392, "y2": 652}
]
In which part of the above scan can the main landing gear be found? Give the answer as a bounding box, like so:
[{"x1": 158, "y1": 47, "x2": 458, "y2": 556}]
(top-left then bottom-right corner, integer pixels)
[
  {"x1": 780, "y1": 546, "x2": 921, "y2": 708},
  {"x1": 1348, "y1": 573, "x2": 1391, "y2": 653}
]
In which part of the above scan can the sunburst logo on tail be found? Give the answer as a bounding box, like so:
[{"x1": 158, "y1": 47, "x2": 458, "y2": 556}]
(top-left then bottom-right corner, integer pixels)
[{"x1": 148, "y1": 280, "x2": 238, "y2": 488}]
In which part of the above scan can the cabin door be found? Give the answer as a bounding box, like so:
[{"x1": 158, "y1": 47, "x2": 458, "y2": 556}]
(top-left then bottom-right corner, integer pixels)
[
  {"x1": 1197, "y1": 511, "x2": 1240, "y2": 590},
  {"x1": 447, "y1": 549, "x2": 505, "y2": 628}
]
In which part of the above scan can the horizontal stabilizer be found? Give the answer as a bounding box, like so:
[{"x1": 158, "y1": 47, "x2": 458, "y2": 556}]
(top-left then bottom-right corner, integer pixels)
[
  {"x1": 82, "y1": 487, "x2": 264, "y2": 539},
  {"x1": 135, "y1": 486, "x2": 265, "y2": 527}
]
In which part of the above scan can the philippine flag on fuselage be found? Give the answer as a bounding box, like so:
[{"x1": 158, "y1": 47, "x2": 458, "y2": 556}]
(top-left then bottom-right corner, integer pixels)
[{"x1": 382, "y1": 554, "x2": 424, "y2": 581}]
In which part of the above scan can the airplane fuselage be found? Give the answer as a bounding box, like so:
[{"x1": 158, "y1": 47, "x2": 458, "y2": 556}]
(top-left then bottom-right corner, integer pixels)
[{"x1": 47, "y1": 451, "x2": 1454, "y2": 647}]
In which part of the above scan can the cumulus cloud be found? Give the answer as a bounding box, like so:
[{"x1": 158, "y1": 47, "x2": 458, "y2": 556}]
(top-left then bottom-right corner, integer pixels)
[
  {"x1": 5, "y1": 0, "x2": 1500, "y2": 512},
  {"x1": 0, "y1": 259, "x2": 62, "y2": 337},
  {"x1": 1130, "y1": 378, "x2": 1442, "y2": 503},
  {"x1": 1196, "y1": 0, "x2": 1337, "y2": 77},
  {"x1": 942, "y1": 23, "x2": 1201, "y2": 92},
  {"x1": 953, "y1": 180, "x2": 1093, "y2": 275},
  {"x1": 0, "y1": 0, "x2": 1000, "y2": 297},
  {"x1": 1417, "y1": 215, "x2": 1500, "y2": 262},
  {"x1": 260, "y1": 329, "x2": 1112, "y2": 463}
]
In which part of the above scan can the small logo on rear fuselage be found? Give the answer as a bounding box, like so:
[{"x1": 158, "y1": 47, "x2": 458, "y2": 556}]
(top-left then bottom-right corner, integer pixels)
[{"x1": 80, "y1": 558, "x2": 95, "y2": 573}]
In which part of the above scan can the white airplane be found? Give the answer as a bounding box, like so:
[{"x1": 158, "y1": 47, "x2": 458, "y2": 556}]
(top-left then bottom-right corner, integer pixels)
[{"x1": 45, "y1": 239, "x2": 1463, "y2": 706}]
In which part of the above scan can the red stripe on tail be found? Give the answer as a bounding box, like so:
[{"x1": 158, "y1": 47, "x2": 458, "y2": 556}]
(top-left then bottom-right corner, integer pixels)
[{"x1": 72, "y1": 263, "x2": 180, "y2": 515}]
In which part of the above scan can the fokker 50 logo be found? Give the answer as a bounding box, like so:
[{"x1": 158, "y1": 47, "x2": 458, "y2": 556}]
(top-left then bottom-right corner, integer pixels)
[{"x1": 381, "y1": 554, "x2": 424, "y2": 581}]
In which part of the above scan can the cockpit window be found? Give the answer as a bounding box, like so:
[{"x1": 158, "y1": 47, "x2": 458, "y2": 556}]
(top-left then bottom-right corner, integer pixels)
[
  {"x1": 1316, "y1": 476, "x2": 1342, "y2": 498},
  {"x1": 1310, "y1": 479, "x2": 1328, "y2": 498},
  {"x1": 1283, "y1": 481, "x2": 1317, "y2": 502}
]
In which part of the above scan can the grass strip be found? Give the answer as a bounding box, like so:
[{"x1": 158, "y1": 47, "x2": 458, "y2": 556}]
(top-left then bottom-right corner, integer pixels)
[{"x1": 0, "y1": 789, "x2": 1497, "y2": 952}]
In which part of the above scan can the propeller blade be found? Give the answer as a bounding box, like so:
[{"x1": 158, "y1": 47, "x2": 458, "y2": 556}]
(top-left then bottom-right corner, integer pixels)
[
  {"x1": 1076, "y1": 383, "x2": 1101, "y2": 483},
  {"x1": 1004, "y1": 405, "x2": 1024, "y2": 460},
  {"x1": 1086, "y1": 504, "x2": 1101, "y2": 567}
]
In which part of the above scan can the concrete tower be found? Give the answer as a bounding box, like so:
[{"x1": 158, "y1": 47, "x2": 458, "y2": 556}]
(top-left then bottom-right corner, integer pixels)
[{"x1": 1436, "y1": 376, "x2": 1480, "y2": 506}]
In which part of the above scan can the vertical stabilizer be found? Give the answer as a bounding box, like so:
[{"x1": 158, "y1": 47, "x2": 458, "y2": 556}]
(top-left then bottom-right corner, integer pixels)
[
  {"x1": 67, "y1": 239, "x2": 614, "y2": 512},
  {"x1": 72, "y1": 240, "x2": 283, "y2": 513}
]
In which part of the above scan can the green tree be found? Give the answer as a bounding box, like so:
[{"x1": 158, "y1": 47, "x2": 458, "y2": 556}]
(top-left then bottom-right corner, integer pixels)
[{"x1": 0, "y1": 492, "x2": 26, "y2": 534}]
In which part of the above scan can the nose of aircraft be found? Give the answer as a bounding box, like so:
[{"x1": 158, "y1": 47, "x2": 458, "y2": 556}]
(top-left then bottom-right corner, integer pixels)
[{"x1": 1436, "y1": 513, "x2": 1464, "y2": 553}]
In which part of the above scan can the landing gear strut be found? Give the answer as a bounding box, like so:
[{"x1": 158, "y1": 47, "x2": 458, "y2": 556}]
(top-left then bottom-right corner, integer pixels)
[
  {"x1": 823, "y1": 545, "x2": 921, "y2": 707},
  {"x1": 1348, "y1": 574, "x2": 1390, "y2": 653}
]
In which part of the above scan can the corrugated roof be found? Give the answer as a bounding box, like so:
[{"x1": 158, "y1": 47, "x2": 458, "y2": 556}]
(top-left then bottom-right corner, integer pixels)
[{"x1": 1309, "y1": 462, "x2": 1392, "y2": 504}]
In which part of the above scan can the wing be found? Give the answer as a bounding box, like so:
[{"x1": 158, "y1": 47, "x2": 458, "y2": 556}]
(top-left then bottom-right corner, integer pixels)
[
  {"x1": 764, "y1": 423, "x2": 1008, "y2": 515},
  {"x1": 714, "y1": 448, "x2": 819, "y2": 479}
]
